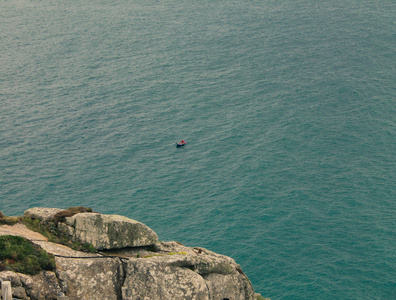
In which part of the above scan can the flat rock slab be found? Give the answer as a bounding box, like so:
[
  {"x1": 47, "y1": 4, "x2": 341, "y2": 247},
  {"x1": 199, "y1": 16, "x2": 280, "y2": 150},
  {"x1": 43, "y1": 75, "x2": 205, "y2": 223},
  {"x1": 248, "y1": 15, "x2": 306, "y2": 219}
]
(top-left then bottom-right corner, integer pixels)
[{"x1": 0, "y1": 223, "x2": 47, "y2": 241}]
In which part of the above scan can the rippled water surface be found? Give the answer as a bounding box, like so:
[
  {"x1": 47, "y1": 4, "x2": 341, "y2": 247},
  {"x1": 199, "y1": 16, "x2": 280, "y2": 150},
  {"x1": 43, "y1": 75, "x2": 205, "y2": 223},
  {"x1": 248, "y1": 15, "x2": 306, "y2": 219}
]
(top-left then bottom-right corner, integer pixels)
[{"x1": 1, "y1": 0, "x2": 395, "y2": 298}]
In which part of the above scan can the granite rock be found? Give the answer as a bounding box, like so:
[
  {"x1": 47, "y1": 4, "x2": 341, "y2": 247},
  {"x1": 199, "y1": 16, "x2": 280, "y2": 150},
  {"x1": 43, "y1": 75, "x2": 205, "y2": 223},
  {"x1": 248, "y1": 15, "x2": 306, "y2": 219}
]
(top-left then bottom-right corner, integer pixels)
[
  {"x1": 0, "y1": 208, "x2": 263, "y2": 300},
  {"x1": 58, "y1": 212, "x2": 158, "y2": 250},
  {"x1": 55, "y1": 256, "x2": 124, "y2": 300}
]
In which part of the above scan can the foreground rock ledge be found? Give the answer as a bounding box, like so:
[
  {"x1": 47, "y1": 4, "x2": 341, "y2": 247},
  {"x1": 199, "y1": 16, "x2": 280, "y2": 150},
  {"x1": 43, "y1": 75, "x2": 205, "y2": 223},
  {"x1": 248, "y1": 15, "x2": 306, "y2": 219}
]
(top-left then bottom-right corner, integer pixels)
[{"x1": 1, "y1": 207, "x2": 267, "y2": 300}]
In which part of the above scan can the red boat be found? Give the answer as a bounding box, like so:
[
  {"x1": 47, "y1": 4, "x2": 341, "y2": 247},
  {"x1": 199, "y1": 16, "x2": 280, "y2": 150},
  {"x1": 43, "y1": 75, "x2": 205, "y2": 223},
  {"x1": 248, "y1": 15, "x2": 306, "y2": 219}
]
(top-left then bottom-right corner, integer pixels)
[{"x1": 176, "y1": 140, "x2": 186, "y2": 148}]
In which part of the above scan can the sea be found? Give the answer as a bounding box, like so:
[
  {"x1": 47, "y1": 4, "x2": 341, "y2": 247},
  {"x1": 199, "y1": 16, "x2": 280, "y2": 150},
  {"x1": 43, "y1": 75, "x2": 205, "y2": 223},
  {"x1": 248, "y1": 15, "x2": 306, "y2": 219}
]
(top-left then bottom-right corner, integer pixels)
[{"x1": 1, "y1": 0, "x2": 395, "y2": 299}]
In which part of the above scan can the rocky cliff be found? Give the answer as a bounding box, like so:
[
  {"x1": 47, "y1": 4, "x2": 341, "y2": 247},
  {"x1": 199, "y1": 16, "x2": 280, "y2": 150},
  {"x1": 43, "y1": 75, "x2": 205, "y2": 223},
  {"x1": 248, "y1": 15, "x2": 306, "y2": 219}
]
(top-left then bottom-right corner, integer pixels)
[{"x1": 0, "y1": 208, "x2": 267, "y2": 300}]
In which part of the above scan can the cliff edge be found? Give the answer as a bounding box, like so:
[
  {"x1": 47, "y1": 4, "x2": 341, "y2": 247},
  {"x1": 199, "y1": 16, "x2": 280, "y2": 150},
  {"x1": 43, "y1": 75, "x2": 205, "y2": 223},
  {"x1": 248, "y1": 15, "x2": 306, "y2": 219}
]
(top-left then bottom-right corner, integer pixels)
[{"x1": 0, "y1": 207, "x2": 267, "y2": 300}]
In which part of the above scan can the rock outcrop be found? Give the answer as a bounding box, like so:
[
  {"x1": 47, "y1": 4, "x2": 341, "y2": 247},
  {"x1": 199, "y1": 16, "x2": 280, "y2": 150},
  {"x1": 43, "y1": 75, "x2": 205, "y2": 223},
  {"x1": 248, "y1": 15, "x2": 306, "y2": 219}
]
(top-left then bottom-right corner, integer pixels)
[
  {"x1": 23, "y1": 208, "x2": 158, "y2": 250},
  {"x1": 57, "y1": 213, "x2": 158, "y2": 250},
  {"x1": 0, "y1": 208, "x2": 264, "y2": 300}
]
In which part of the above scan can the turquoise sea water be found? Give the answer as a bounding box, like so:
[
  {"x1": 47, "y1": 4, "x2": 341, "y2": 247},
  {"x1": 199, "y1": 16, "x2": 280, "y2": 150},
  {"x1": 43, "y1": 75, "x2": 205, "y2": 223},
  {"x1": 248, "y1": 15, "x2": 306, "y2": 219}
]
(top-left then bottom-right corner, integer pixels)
[{"x1": 1, "y1": 0, "x2": 395, "y2": 298}]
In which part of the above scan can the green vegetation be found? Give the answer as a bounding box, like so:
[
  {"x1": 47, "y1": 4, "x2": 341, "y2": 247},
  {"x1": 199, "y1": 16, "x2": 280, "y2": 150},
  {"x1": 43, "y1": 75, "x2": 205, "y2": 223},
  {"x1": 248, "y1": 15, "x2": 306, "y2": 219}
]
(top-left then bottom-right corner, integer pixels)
[
  {"x1": 0, "y1": 235, "x2": 56, "y2": 275},
  {"x1": 22, "y1": 217, "x2": 96, "y2": 253},
  {"x1": 1, "y1": 208, "x2": 96, "y2": 253},
  {"x1": 0, "y1": 211, "x2": 23, "y2": 225}
]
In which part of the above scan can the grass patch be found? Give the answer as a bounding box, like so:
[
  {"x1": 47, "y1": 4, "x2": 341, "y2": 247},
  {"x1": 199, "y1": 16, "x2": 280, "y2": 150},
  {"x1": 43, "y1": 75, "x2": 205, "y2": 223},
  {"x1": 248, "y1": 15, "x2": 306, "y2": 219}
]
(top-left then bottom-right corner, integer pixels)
[
  {"x1": 0, "y1": 215, "x2": 23, "y2": 226},
  {"x1": 0, "y1": 235, "x2": 56, "y2": 275}
]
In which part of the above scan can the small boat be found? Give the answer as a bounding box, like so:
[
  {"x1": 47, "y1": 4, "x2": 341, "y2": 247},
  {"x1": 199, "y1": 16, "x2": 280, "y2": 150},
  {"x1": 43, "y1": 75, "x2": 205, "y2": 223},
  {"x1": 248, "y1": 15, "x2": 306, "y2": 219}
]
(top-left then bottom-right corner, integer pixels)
[{"x1": 176, "y1": 140, "x2": 186, "y2": 148}]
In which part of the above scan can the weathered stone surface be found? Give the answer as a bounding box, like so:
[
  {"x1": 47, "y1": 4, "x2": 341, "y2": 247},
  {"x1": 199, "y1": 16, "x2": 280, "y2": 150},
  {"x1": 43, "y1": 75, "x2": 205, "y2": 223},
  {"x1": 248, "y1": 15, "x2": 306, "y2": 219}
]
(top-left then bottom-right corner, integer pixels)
[
  {"x1": 24, "y1": 207, "x2": 64, "y2": 222},
  {"x1": 57, "y1": 292, "x2": 70, "y2": 300},
  {"x1": 0, "y1": 270, "x2": 22, "y2": 287},
  {"x1": 0, "y1": 223, "x2": 47, "y2": 241},
  {"x1": 18, "y1": 273, "x2": 34, "y2": 290},
  {"x1": 0, "y1": 271, "x2": 61, "y2": 300},
  {"x1": 204, "y1": 273, "x2": 254, "y2": 300},
  {"x1": 121, "y1": 242, "x2": 255, "y2": 300},
  {"x1": 123, "y1": 256, "x2": 209, "y2": 300},
  {"x1": 58, "y1": 212, "x2": 158, "y2": 250},
  {"x1": 0, "y1": 271, "x2": 29, "y2": 299},
  {"x1": 55, "y1": 256, "x2": 124, "y2": 300},
  {"x1": 12, "y1": 286, "x2": 29, "y2": 300},
  {"x1": 26, "y1": 271, "x2": 61, "y2": 300}
]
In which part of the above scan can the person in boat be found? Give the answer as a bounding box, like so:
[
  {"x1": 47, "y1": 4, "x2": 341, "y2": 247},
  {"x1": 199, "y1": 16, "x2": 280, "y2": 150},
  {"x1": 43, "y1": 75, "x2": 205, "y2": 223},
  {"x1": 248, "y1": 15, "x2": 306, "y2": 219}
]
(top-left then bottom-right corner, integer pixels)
[{"x1": 181, "y1": 140, "x2": 186, "y2": 144}]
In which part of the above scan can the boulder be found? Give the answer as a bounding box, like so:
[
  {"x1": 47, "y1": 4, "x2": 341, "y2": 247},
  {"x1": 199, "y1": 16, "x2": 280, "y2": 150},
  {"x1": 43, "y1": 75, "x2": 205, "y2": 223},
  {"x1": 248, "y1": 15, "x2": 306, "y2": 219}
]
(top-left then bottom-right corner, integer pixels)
[
  {"x1": 58, "y1": 213, "x2": 158, "y2": 250},
  {"x1": 24, "y1": 208, "x2": 64, "y2": 222}
]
